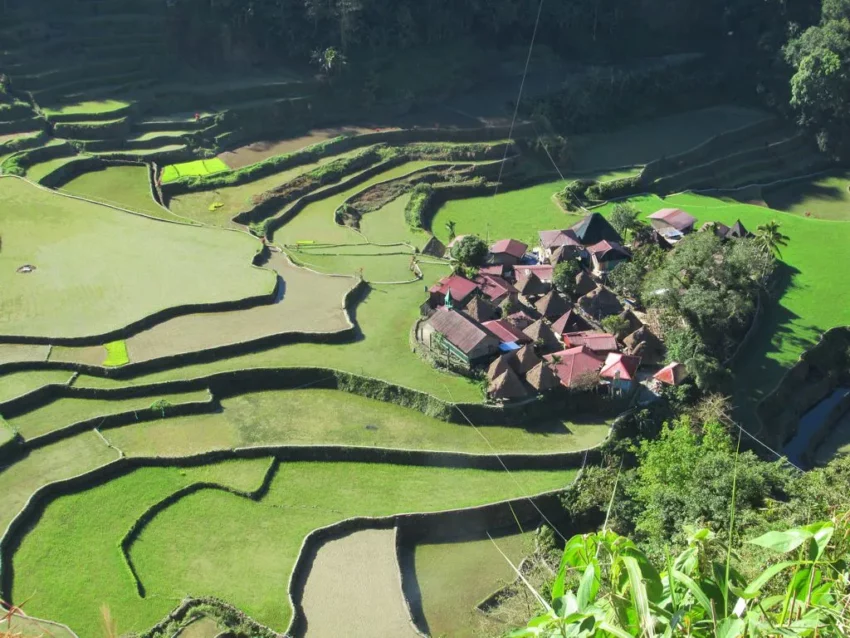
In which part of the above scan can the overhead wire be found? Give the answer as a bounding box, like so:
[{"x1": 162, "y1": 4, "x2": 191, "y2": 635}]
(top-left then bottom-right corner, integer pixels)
[
  {"x1": 494, "y1": 0, "x2": 546, "y2": 195},
  {"x1": 443, "y1": 384, "x2": 570, "y2": 544}
]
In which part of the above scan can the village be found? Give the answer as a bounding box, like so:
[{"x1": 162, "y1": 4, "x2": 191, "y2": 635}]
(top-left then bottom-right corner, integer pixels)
[{"x1": 415, "y1": 207, "x2": 753, "y2": 402}]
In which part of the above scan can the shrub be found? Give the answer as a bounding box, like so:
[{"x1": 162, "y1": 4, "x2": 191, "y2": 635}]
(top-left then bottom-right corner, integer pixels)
[
  {"x1": 450, "y1": 235, "x2": 488, "y2": 267},
  {"x1": 585, "y1": 174, "x2": 645, "y2": 201},
  {"x1": 404, "y1": 183, "x2": 435, "y2": 230},
  {"x1": 552, "y1": 260, "x2": 581, "y2": 295}
]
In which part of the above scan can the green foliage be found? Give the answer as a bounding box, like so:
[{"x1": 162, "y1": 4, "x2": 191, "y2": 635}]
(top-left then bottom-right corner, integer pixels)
[
  {"x1": 608, "y1": 202, "x2": 643, "y2": 238},
  {"x1": 512, "y1": 511, "x2": 849, "y2": 637},
  {"x1": 643, "y1": 232, "x2": 772, "y2": 365},
  {"x1": 404, "y1": 183, "x2": 434, "y2": 230},
  {"x1": 785, "y1": 2, "x2": 850, "y2": 157},
  {"x1": 552, "y1": 260, "x2": 581, "y2": 296},
  {"x1": 600, "y1": 314, "x2": 629, "y2": 339},
  {"x1": 311, "y1": 46, "x2": 347, "y2": 77},
  {"x1": 450, "y1": 234, "x2": 487, "y2": 267},
  {"x1": 755, "y1": 219, "x2": 791, "y2": 257}
]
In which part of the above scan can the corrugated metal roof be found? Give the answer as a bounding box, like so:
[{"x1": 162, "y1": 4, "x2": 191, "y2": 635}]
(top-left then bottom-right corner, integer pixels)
[{"x1": 426, "y1": 307, "x2": 497, "y2": 355}]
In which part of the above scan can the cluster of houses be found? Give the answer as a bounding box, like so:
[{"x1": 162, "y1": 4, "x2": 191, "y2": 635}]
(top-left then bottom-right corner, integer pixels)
[{"x1": 414, "y1": 208, "x2": 736, "y2": 401}]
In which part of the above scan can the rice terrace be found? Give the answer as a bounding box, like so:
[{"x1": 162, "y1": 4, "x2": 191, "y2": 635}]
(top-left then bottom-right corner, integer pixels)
[{"x1": 1, "y1": 2, "x2": 850, "y2": 638}]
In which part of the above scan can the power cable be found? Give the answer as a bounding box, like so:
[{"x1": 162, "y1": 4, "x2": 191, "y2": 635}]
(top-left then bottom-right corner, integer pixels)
[
  {"x1": 442, "y1": 384, "x2": 570, "y2": 543},
  {"x1": 494, "y1": 0, "x2": 546, "y2": 195}
]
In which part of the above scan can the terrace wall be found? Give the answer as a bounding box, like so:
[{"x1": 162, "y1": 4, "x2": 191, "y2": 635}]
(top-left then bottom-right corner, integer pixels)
[{"x1": 756, "y1": 327, "x2": 850, "y2": 455}]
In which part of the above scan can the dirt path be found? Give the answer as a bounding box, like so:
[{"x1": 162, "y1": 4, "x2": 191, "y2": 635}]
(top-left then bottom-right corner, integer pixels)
[{"x1": 299, "y1": 528, "x2": 419, "y2": 638}]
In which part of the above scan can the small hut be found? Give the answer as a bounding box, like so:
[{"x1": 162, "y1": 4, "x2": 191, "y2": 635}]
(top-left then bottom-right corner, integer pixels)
[
  {"x1": 526, "y1": 361, "x2": 559, "y2": 392},
  {"x1": 489, "y1": 367, "x2": 528, "y2": 400},
  {"x1": 487, "y1": 353, "x2": 517, "y2": 381},
  {"x1": 463, "y1": 297, "x2": 499, "y2": 323},
  {"x1": 512, "y1": 343, "x2": 542, "y2": 375},
  {"x1": 516, "y1": 272, "x2": 550, "y2": 299},
  {"x1": 574, "y1": 270, "x2": 596, "y2": 297},
  {"x1": 535, "y1": 290, "x2": 571, "y2": 319},
  {"x1": 523, "y1": 319, "x2": 562, "y2": 353},
  {"x1": 578, "y1": 286, "x2": 623, "y2": 320},
  {"x1": 623, "y1": 326, "x2": 665, "y2": 365}
]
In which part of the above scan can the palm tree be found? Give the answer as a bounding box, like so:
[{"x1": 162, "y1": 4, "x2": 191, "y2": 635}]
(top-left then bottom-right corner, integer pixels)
[
  {"x1": 755, "y1": 220, "x2": 790, "y2": 257},
  {"x1": 445, "y1": 220, "x2": 456, "y2": 241}
]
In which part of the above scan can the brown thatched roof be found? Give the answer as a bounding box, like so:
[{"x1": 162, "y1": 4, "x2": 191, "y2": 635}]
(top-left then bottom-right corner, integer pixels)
[
  {"x1": 523, "y1": 319, "x2": 562, "y2": 353},
  {"x1": 489, "y1": 367, "x2": 528, "y2": 400},
  {"x1": 513, "y1": 343, "x2": 541, "y2": 375},
  {"x1": 578, "y1": 286, "x2": 623, "y2": 320},
  {"x1": 624, "y1": 326, "x2": 665, "y2": 365},
  {"x1": 487, "y1": 353, "x2": 517, "y2": 381},
  {"x1": 551, "y1": 310, "x2": 591, "y2": 335},
  {"x1": 421, "y1": 236, "x2": 446, "y2": 258},
  {"x1": 575, "y1": 270, "x2": 596, "y2": 297},
  {"x1": 463, "y1": 296, "x2": 499, "y2": 323},
  {"x1": 526, "y1": 361, "x2": 559, "y2": 391},
  {"x1": 535, "y1": 290, "x2": 571, "y2": 318},
  {"x1": 516, "y1": 272, "x2": 550, "y2": 298}
]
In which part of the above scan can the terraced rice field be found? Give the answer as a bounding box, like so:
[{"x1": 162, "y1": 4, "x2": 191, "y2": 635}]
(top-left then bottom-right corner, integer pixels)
[
  {"x1": 0, "y1": 101, "x2": 833, "y2": 638},
  {"x1": 12, "y1": 460, "x2": 576, "y2": 636},
  {"x1": 0, "y1": 176, "x2": 274, "y2": 339},
  {"x1": 100, "y1": 388, "x2": 610, "y2": 456},
  {"x1": 61, "y1": 164, "x2": 186, "y2": 221}
]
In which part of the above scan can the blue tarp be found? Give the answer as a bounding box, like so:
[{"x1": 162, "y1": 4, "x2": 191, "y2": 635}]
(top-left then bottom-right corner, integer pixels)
[{"x1": 499, "y1": 342, "x2": 521, "y2": 352}]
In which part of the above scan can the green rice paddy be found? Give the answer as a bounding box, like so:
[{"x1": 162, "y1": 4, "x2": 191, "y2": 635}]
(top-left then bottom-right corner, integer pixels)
[
  {"x1": 62, "y1": 164, "x2": 187, "y2": 222},
  {"x1": 0, "y1": 177, "x2": 274, "y2": 339},
  {"x1": 42, "y1": 99, "x2": 131, "y2": 118},
  {"x1": 103, "y1": 340, "x2": 130, "y2": 366},
  {"x1": 12, "y1": 459, "x2": 575, "y2": 636},
  {"x1": 161, "y1": 158, "x2": 230, "y2": 184},
  {"x1": 103, "y1": 388, "x2": 610, "y2": 456},
  {"x1": 7, "y1": 390, "x2": 210, "y2": 441}
]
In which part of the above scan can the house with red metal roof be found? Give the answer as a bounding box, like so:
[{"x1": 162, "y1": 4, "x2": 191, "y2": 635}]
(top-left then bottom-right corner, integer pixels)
[
  {"x1": 474, "y1": 273, "x2": 517, "y2": 306},
  {"x1": 648, "y1": 208, "x2": 697, "y2": 244},
  {"x1": 489, "y1": 239, "x2": 528, "y2": 265},
  {"x1": 563, "y1": 331, "x2": 619, "y2": 354},
  {"x1": 428, "y1": 275, "x2": 480, "y2": 308},
  {"x1": 544, "y1": 346, "x2": 605, "y2": 389},
  {"x1": 417, "y1": 306, "x2": 500, "y2": 365},
  {"x1": 600, "y1": 352, "x2": 642, "y2": 392},
  {"x1": 482, "y1": 319, "x2": 532, "y2": 345},
  {"x1": 538, "y1": 229, "x2": 582, "y2": 261},
  {"x1": 654, "y1": 361, "x2": 689, "y2": 386},
  {"x1": 515, "y1": 264, "x2": 554, "y2": 284},
  {"x1": 587, "y1": 240, "x2": 631, "y2": 273}
]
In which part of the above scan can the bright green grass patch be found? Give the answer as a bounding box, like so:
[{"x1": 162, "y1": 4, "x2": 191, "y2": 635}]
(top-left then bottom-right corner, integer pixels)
[
  {"x1": 105, "y1": 388, "x2": 610, "y2": 456},
  {"x1": 167, "y1": 155, "x2": 352, "y2": 228},
  {"x1": 0, "y1": 177, "x2": 274, "y2": 339},
  {"x1": 415, "y1": 534, "x2": 531, "y2": 638},
  {"x1": 74, "y1": 262, "x2": 479, "y2": 402},
  {"x1": 13, "y1": 460, "x2": 576, "y2": 635},
  {"x1": 11, "y1": 458, "x2": 272, "y2": 637},
  {"x1": 7, "y1": 390, "x2": 210, "y2": 441},
  {"x1": 431, "y1": 170, "x2": 636, "y2": 245},
  {"x1": 594, "y1": 192, "x2": 850, "y2": 428},
  {"x1": 61, "y1": 165, "x2": 187, "y2": 222},
  {"x1": 42, "y1": 99, "x2": 130, "y2": 117},
  {"x1": 103, "y1": 340, "x2": 129, "y2": 367},
  {"x1": 161, "y1": 158, "x2": 230, "y2": 184},
  {"x1": 764, "y1": 169, "x2": 850, "y2": 221},
  {"x1": 0, "y1": 370, "x2": 74, "y2": 404}
]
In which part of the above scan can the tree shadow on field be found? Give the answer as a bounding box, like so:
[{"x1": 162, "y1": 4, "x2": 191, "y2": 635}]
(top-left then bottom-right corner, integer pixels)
[
  {"x1": 729, "y1": 261, "x2": 822, "y2": 436},
  {"x1": 765, "y1": 174, "x2": 849, "y2": 215}
]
